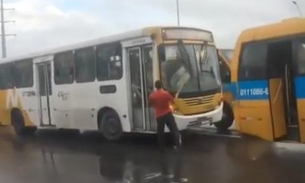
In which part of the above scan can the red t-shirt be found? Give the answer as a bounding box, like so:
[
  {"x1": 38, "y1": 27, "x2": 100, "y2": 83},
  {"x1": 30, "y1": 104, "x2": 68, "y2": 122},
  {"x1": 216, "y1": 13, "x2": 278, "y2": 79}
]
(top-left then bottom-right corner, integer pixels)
[{"x1": 149, "y1": 89, "x2": 174, "y2": 118}]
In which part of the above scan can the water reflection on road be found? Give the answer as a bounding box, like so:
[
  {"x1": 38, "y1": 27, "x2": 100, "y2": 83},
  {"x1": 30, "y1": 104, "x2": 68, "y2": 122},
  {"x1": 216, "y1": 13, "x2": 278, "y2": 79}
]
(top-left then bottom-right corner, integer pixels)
[{"x1": 0, "y1": 127, "x2": 305, "y2": 183}]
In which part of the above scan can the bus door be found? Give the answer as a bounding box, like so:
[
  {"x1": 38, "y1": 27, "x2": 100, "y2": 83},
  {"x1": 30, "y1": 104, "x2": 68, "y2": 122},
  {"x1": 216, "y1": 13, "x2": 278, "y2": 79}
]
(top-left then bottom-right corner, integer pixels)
[
  {"x1": 294, "y1": 37, "x2": 305, "y2": 142},
  {"x1": 237, "y1": 42, "x2": 286, "y2": 141},
  {"x1": 126, "y1": 39, "x2": 156, "y2": 132},
  {"x1": 266, "y1": 41, "x2": 290, "y2": 140},
  {"x1": 141, "y1": 46, "x2": 156, "y2": 131},
  {"x1": 35, "y1": 59, "x2": 54, "y2": 127}
]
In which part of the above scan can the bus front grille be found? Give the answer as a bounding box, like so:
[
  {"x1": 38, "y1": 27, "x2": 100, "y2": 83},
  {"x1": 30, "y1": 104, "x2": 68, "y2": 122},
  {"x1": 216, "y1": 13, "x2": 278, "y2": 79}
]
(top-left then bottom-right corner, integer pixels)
[{"x1": 183, "y1": 95, "x2": 214, "y2": 106}]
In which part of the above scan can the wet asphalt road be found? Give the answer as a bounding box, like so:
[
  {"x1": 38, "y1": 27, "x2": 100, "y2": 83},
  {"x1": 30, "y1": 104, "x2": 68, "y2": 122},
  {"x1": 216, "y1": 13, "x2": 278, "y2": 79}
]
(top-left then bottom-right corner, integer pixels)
[{"x1": 1, "y1": 127, "x2": 305, "y2": 183}]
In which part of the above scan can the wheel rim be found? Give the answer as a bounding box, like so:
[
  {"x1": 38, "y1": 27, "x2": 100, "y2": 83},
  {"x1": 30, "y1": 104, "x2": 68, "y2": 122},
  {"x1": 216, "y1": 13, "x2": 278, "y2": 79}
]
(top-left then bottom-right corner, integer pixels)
[{"x1": 104, "y1": 117, "x2": 121, "y2": 139}]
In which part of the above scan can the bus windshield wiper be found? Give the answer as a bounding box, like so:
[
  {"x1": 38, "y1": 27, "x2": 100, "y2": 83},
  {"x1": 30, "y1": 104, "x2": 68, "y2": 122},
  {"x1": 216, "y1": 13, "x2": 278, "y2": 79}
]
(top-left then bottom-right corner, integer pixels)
[
  {"x1": 199, "y1": 42, "x2": 208, "y2": 73},
  {"x1": 177, "y1": 39, "x2": 193, "y2": 78}
]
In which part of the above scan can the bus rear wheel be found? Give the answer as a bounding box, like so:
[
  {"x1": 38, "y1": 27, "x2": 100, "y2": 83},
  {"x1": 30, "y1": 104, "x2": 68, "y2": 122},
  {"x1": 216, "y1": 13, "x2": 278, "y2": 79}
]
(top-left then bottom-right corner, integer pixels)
[
  {"x1": 11, "y1": 109, "x2": 37, "y2": 136},
  {"x1": 99, "y1": 110, "x2": 123, "y2": 141},
  {"x1": 214, "y1": 102, "x2": 234, "y2": 131},
  {"x1": 11, "y1": 109, "x2": 26, "y2": 136}
]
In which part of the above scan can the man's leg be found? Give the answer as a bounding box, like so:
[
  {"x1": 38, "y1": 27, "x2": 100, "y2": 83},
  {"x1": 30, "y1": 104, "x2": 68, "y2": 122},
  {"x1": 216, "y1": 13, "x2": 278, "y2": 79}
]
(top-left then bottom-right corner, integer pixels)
[
  {"x1": 157, "y1": 116, "x2": 166, "y2": 152},
  {"x1": 164, "y1": 113, "x2": 181, "y2": 147}
]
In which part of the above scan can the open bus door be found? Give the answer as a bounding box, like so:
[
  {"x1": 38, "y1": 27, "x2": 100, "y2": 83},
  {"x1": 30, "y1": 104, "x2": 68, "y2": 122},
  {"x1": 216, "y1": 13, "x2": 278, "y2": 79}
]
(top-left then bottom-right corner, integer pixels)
[
  {"x1": 266, "y1": 42, "x2": 288, "y2": 140},
  {"x1": 294, "y1": 38, "x2": 305, "y2": 142},
  {"x1": 236, "y1": 42, "x2": 287, "y2": 141}
]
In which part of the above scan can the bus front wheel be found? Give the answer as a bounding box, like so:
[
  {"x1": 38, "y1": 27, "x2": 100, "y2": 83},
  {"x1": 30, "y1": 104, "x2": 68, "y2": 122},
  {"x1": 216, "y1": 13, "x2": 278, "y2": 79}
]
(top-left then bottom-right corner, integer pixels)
[
  {"x1": 11, "y1": 109, "x2": 37, "y2": 136},
  {"x1": 99, "y1": 110, "x2": 123, "y2": 141},
  {"x1": 214, "y1": 102, "x2": 234, "y2": 131}
]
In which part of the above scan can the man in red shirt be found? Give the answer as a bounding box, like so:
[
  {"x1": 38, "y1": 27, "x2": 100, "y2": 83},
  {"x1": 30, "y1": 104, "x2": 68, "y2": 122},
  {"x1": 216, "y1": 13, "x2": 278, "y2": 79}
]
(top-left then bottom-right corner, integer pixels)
[{"x1": 149, "y1": 80, "x2": 181, "y2": 152}]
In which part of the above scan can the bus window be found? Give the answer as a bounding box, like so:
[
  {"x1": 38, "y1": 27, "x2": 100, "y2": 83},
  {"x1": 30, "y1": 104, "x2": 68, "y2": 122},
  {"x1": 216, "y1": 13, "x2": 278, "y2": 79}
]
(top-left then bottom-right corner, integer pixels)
[
  {"x1": 143, "y1": 47, "x2": 153, "y2": 89},
  {"x1": 219, "y1": 60, "x2": 230, "y2": 83},
  {"x1": 297, "y1": 38, "x2": 305, "y2": 75},
  {"x1": 239, "y1": 42, "x2": 267, "y2": 81},
  {"x1": 0, "y1": 63, "x2": 14, "y2": 89},
  {"x1": 96, "y1": 43, "x2": 122, "y2": 81},
  {"x1": 14, "y1": 59, "x2": 33, "y2": 88},
  {"x1": 75, "y1": 47, "x2": 96, "y2": 83},
  {"x1": 54, "y1": 51, "x2": 74, "y2": 85}
]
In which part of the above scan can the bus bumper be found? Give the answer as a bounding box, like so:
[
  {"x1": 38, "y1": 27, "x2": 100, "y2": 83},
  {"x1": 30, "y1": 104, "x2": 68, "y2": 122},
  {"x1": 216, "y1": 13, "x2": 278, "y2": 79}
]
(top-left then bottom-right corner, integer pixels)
[{"x1": 173, "y1": 102, "x2": 223, "y2": 131}]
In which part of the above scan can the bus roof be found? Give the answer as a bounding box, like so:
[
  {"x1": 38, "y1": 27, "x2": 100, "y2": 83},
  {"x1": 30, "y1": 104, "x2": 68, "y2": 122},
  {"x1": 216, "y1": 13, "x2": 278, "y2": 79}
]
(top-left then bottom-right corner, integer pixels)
[
  {"x1": 0, "y1": 26, "x2": 212, "y2": 64},
  {"x1": 0, "y1": 28, "x2": 146, "y2": 64},
  {"x1": 231, "y1": 18, "x2": 305, "y2": 82},
  {"x1": 237, "y1": 17, "x2": 305, "y2": 43}
]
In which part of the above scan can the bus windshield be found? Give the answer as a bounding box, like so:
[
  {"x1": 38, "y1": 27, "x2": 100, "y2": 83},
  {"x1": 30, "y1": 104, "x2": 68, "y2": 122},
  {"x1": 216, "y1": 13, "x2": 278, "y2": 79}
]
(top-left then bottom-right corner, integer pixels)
[{"x1": 160, "y1": 43, "x2": 221, "y2": 96}]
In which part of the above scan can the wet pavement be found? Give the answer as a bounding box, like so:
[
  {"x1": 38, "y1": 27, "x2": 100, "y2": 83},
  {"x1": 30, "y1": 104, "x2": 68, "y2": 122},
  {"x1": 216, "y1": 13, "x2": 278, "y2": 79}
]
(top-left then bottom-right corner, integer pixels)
[{"x1": 0, "y1": 127, "x2": 305, "y2": 183}]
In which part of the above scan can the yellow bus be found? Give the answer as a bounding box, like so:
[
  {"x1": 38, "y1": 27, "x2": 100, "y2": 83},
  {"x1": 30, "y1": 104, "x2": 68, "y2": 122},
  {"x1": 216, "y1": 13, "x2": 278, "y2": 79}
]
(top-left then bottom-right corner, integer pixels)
[
  {"x1": 219, "y1": 49, "x2": 234, "y2": 64},
  {"x1": 231, "y1": 18, "x2": 305, "y2": 143},
  {"x1": 217, "y1": 50, "x2": 235, "y2": 130},
  {"x1": 0, "y1": 26, "x2": 225, "y2": 140}
]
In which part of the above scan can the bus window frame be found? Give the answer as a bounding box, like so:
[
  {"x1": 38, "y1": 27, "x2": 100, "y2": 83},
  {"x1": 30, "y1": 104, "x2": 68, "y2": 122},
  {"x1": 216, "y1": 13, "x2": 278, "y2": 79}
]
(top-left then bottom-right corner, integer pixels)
[
  {"x1": 294, "y1": 36, "x2": 305, "y2": 76},
  {"x1": 54, "y1": 51, "x2": 75, "y2": 85},
  {"x1": 0, "y1": 62, "x2": 14, "y2": 89},
  {"x1": 238, "y1": 41, "x2": 268, "y2": 81},
  {"x1": 14, "y1": 59, "x2": 34, "y2": 88},
  {"x1": 237, "y1": 33, "x2": 305, "y2": 82},
  {"x1": 96, "y1": 42, "x2": 123, "y2": 81},
  {"x1": 74, "y1": 46, "x2": 96, "y2": 83}
]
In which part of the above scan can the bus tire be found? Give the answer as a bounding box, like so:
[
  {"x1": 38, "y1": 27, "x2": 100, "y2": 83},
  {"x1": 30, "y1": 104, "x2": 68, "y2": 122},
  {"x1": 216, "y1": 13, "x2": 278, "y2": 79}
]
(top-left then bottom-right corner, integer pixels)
[
  {"x1": 214, "y1": 102, "x2": 234, "y2": 131},
  {"x1": 99, "y1": 110, "x2": 123, "y2": 141},
  {"x1": 11, "y1": 109, "x2": 26, "y2": 136}
]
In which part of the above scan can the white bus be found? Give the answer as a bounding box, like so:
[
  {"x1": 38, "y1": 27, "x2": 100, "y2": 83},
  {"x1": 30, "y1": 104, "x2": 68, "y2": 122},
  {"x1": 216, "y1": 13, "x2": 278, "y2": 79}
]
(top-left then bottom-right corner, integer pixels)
[{"x1": 0, "y1": 26, "x2": 224, "y2": 140}]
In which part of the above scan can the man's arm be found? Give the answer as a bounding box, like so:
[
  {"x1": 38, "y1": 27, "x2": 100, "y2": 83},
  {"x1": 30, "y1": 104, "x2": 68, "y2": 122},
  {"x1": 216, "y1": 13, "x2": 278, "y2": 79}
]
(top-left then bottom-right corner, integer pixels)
[{"x1": 166, "y1": 91, "x2": 175, "y2": 103}]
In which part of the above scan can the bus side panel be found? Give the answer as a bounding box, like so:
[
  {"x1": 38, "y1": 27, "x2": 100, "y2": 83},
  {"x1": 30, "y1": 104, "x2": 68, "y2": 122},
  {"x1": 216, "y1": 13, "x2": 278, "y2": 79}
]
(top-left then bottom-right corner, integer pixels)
[
  {"x1": 71, "y1": 83, "x2": 100, "y2": 130},
  {"x1": 70, "y1": 80, "x2": 131, "y2": 132},
  {"x1": 4, "y1": 89, "x2": 37, "y2": 127},
  {"x1": 223, "y1": 83, "x2": 234, "y2": 104},
  {"x1": 0, "y1": 90, "x2": 11, "y2": 125},
  {"x1": 16, "y1": 88, "x2": 39, "y2": 127},
  {"x1": 295, "y1": 77, "x2": 305, "y2": 143},
  {"x1": 238, "y1": 101, "x2": 273, "y2": 141},
  {"x1": 53, "y1": 84, "x2": 73, "y2": 129},
  {"x1": 236, "y1": 80, "x2": 274, "y2": 141}
]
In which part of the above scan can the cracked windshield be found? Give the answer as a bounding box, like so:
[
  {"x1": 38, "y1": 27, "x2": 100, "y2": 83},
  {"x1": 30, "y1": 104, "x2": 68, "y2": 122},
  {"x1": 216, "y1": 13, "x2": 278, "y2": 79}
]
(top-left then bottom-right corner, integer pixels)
[
  {"x1": 161, "y1": 43, "x2": 221, "y2": 95},
  {"x1": 0, "y1": 0, "x2": 304, "y2": 183}
]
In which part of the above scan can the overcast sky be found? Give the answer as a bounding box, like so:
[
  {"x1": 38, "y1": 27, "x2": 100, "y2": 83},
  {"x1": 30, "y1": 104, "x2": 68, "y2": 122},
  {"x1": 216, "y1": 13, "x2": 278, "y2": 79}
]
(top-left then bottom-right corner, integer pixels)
[{"x1": 2, "y1": 0, "x2": 304, "y2": 57}]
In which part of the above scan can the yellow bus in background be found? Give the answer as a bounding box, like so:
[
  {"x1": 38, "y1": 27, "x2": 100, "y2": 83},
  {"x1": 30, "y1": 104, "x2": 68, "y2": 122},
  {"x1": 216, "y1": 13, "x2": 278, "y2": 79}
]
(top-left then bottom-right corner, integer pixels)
[
  {"x1": 231, "y1": 18, "x2": 305, "y2": 143},
  {"x1": 217, "y1": 50, "x2": 235, "y2": 130}
]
